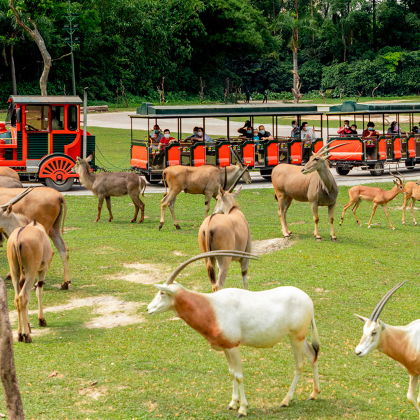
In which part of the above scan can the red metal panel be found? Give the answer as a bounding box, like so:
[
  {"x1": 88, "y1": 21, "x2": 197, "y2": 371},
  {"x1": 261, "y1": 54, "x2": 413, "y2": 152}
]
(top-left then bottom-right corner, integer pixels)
[
  {"x1": 193, "y1": 145, "x2": 206, "y2": 166},
  {"x1": 266, "y1": 142, "x2": 278, "y2": 166},
  {"x1": 378, "y1": 137, "x2": 386, "y2": 160},
  {"x1": 130, "y1": 145, "x2": 148, "y2": 169},
  {"x1": 167, "y1": 145, "x2": 180, "y2": 166},
  {"x1": 242, "y1": 143, "x2": 255, "y2": 167},
  {"x1": 290, "y1": 142, "x2": 302, "y2": 164},
  {"x1": 408, "y1": 136, "x2": 416, "y2": 158},
  {"x1": 313, "y1": 140, "x2": 323, "y2": 154},
  {"x1": 393, "y1": 137, "x2": 402, "y2": 160},
  {"x1": 328, "y1": 139, "x2": 363, "y2": 161},
  {"x1": 218, "y1": 144, "x2": 230, "y2": 167}
]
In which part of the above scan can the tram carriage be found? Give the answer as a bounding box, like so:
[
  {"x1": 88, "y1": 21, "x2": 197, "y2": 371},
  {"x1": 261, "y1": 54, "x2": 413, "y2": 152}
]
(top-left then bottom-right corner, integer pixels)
[
  {"x1": 326, "y1": 101, "x2": 420, "y2": 176},
  {"x1": 130, "y1": 103, "x2": 325, "y2": 183},
  {"x1": 0, "y1": 96, "x2": 95, "y2": 191}
]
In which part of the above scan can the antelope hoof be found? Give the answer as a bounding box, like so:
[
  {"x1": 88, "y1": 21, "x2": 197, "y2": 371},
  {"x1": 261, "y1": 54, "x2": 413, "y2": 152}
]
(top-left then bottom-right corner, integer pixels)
[
  {"x1": 237, "y1": 414, "x2": 246, "y2": 418},
  {"x1": 392, "y1": 227, "x2": 396, "y2": 231},
  {"x1": 4, "y1": 272, "x2": 11, "y2": 281},
  {"x1": 415, "y1": 223, "x2": 418, "y2": 226},
  {"x1": 174, "y1": 224, "x2": 181, "y2": 230},
  {"x1": 315, "y1": 237, "x2": 322, "y2": 242},
  {"x1": 138, "y1": 219, "x2": 144, "y2": 224},
  {"x1": 60, "y1": 282, "x2": 70, "y2": 290},
  {"x1": 158, "y1": 223, "x2": 164, "y2": 230},
  {"x1": 23, "y1": 334, "x2": 32, "y2": 343},
  {"x1": 279, "y1": 402, "x2": 289, "y2": 408},
  {"x1": 18, "y1": 333, "x2": 24, "y2": 342},
  {"x1": 130, "y1": 218, "x2": 136, "y2": 223},
  {"x1": 283, "y1": 234, "x2": 290, "y2": 239},
  {"x1": 108, "y1": 218, "x2": 113, "y2": 222},
  {"x1": 402, "y1": 221, "x2": 405, "y2": 225},
  {"x1": 94, "y1": 219, "x2": 99, "y2": 223},
  {"x1": 331, "y1": 237, "x2": 337, "y2": 242},
  {"x1": 237, "y1": 407, "x2": 247, "y2": 417},
  {"x1": 39, "y1": 318, "x2": 47, "y2": 327},
  {"x1": 368, "y1": 225, "x2": 371, "y2": 229}
]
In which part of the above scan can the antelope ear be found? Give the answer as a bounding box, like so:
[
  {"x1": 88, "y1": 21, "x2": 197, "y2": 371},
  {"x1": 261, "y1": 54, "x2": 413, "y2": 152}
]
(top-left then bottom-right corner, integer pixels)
[
  {"x1": 392, "y1": 179, "x2": 397, "y2": 185},
  {"x1": 154, "y1": 284, "x2": 175, "y2": 295},
  {"x1": 232, "y1": 186, "x2": 242, "y2": 198},
  {"x1": 219, "y1": 187, "x2": 224, "y2": 196},
  {"x1": 76, "y1": 156, "x2": 81, "y2": 162},
  {"x1": 86, "y1": 155, "x2": 93, "y2": 162},
  {"x1": 379, "y1": 319, "x2": 386, "y2": 330},
  {"x1": 6, "y1": 203, "x2": 13, "y2": 215},
  {"x1": 354, "y1": 314, "x2": 368, "y2": 324},
  {"x1": 321, "y1": 155, "x2": 329, "y2": 161}
]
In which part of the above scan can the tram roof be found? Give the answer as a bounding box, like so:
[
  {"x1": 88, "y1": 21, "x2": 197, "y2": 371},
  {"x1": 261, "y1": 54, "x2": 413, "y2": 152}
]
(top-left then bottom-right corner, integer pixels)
[
  {"x1": 328, "y1": 100, "x2": 420, "y2": 114},
  {"x1": 8, "y1": 95, "x2": 82, "y2": 105},
  {"x1": 132, "y1": 102, "x2": 324, "y2": 118}
]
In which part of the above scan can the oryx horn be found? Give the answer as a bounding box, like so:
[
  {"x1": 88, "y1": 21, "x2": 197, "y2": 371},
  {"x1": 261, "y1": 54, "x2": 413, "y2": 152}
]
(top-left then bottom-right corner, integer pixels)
[
  {"x1": 0, "y1": 187, "x2": 35, "y2": 209},
  {"x1": 222, "y1": 166, "x2": 227, "y2": 190},
  {"x1": 164, "y1": 250, "x2": 259, "y2": 285},
  {"x1": 228, "y1": 165, "x2": 249, "y2": 193},
  {"x1": 369, "y1": 281, "x2": 406, "y2": 322},
  {"x1": 317, "y1": 142, "x2": 351, "y2": 155}
]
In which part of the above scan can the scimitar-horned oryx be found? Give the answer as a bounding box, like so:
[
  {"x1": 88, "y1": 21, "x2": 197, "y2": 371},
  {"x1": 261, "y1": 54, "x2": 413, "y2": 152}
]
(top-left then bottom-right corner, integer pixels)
[
  {"x1": 159, "y1": 149, "x2": 251, "y2": 230},
  {"x1": 147, "y1": 251, "x2": 320, "y2": 417},
  {"x1": 355, "y1": 281, "x2": 420, "y2": 418},
  {"x1": 272, "y1": 142, "x2": 348, "y2": 241}
]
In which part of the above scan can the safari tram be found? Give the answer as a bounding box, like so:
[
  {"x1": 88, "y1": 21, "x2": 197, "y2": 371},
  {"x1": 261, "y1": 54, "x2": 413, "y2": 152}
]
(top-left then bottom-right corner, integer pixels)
[
  {"x1": 130, "y1": 101, "x2": 420, "y2": 182},
  {"x1": 0, "y1": 95, "x2": 95, "y2": 191}
]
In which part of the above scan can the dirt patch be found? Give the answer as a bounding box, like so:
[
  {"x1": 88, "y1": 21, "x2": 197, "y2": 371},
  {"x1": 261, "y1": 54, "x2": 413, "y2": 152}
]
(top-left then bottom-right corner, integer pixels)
[
  {"x1": 252, "y1": 238, "x2": 291, "y2": 255},
  {"x1": 79, "y1": 386, "x2": 107, "y2": 400},
  {"x1": 173, "y1": 251, "x2": 186, "y2": 256},
  {"x1": 314, "y1": 287, "x2": 331, "y2": 293},
  {"x1": 114, "y1": 263, "x2": 169, "y2": 284},
  {"x1": 290, "y1": 220, "x2": 306, "y2": 225},
  {"x1": 8, "y1": 296, "x2": 145, "y2": 331},
  {"x1": 63, "y1": 227, "x2": 81, "y2": 233}
]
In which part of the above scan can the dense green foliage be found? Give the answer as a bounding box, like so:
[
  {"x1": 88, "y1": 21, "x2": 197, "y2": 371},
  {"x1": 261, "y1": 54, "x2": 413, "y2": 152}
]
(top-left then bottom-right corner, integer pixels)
[{"x1": 1, "y1": 0, "x2": 420, "y2": 104}]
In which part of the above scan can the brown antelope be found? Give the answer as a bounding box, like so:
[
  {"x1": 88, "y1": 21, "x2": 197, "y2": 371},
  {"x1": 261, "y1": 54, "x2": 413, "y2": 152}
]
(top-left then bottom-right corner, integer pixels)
[
  {"x1": 340, "y1": 170, "x2": 407, "y2": 230},
  {"x1": 0, "y1": 176, "x2": 22, "y2": 188},
  {"x1": 72, "y1": 155, "x2": 146, "y2": 223},
  {"x1": 159, "y1": 151, "x2": 251, "y2": 230},
  {"x1": 198, "y1": 171, "x2": 251, "y2": 292},
  {"x1": 402, "y1": 179, "x2": 420, "y2": 226},
  {"x1": 7, "y1": 219, "x2": 54, "y2": 343},
  {"x1": 272, "y1": 143, "x2": 347, "y2": 241},
  {"x1": 0, "y1": 187, "x2": 70, "y2": 289},
  {"x1": 0, "y1": 167, "x2": 20, "y2": 181},
  {"x1": 147, "y1": 251, "x2": 320, "y2": 417},
  {"x1": 355, "y1": 281, "x2": 420, "y2": 418}
]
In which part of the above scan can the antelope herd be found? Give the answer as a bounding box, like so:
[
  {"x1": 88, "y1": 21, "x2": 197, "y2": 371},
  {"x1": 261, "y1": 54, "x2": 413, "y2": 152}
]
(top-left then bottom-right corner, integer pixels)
[{"x1": 2, "y1": 148, "x2": 420, "y2": 419}]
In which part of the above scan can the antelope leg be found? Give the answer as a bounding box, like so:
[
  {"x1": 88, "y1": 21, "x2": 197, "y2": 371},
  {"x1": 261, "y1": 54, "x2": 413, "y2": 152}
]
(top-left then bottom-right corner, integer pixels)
[
  {"x1": 168, "y1": 195, "x2": 181, "y2": 229},
  {"x1": 36, "y1": 277, "x2": 47, "y2": 327},
  {"x1": 281, "y1": 338, "x2": 304, "y2": 407},
  {"x1": 240, "y1": 257, "x2": 250, "y2": 290},
  {"x1": 402, "y1": 193, "x2": 410, "y2": 225},
  {"x1": 49, "y1": 228, "x2": 70, "y2": 289},
  {"x1": 407, "y1": 375, "x2": 420, "y2": 415},
  {"x1": 328, "y1": 203, "x2": 337, "y2": 241},
  {"x1": 382, "y1": 204, "x2": 395, "y2": 230},
  {"x1": 311, "y1": 202, "x2": 321, "y2": 240},
  {"x1": 95, "y1": 196, "x2": 104, "y2": 222},
  {"x1": 214, "y1": 256, "x2": 231, "y2": 292},
  {"x1": 367, "y1": 203, "x2": 379, "y2": 228},
  {"x1": 224, "y1": 349, "x2": 239, "y2": 411},
  {"x1": 410, "y1": 198, "x2": 418, "y2": 226},
  {"x1": 225, "y1": 347, "x2": 248, "y2": 417},
  {"x1": 105, "y1": 197, "x2": 113, "y2": 222}
]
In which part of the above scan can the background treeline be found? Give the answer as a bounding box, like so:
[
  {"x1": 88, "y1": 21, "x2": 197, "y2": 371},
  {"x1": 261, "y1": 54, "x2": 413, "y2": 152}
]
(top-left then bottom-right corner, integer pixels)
[{"x1": 1, "y1": 0, "x2": 420, "y2": 105}]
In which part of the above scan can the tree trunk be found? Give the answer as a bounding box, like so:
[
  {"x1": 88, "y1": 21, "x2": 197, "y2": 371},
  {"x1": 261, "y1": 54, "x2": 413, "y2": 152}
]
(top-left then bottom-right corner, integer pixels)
[
  {"x1": 293, "y1": 50, "x2": 298, "y2": 96},
  {"x1": 0, "y1": 278, "x2": 25, "y2": 420},
  {"x1": 11, "y1": 45, "x2": 17, "y2": 95},
  {"x1": 372, "y1": 0, "x2": 376, "y2": 52},
  {"x1": 9, "y1": 0, "x2": 51, "y2": 96}
]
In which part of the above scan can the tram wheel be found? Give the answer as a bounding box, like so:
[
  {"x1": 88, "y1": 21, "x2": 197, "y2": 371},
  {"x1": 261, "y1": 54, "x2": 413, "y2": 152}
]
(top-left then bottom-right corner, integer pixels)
[
  {"x1": 44, "y1": 177, "x2": 75, "y2": 192},
  {"x1": 369, "y1": 163, "x2": 384, "y2": 176},
  {"x1": 335, "y1": 167, "x2": 350, "y2": 176},
  {"x1": 405, "y1": 159, "x2": 415, "y2": 170}
]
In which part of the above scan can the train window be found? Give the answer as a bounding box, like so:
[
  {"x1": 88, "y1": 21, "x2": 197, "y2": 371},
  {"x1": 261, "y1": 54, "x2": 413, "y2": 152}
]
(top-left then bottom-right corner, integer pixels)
[
  {"x1": 51, "y1": 106, "x2": 64, "y2": 131},
  {"x1": 25, "y1": 106, "x2": 49, "y2": 132},
  {"x1": 67, "y1": 105, "x2": 78, "y2": 131}
]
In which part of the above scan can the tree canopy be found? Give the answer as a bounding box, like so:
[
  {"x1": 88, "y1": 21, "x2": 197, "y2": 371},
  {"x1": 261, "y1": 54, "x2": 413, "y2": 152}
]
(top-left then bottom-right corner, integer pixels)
[{"x1": 1, "y1": 0, "x2": 420, "y2": 103}]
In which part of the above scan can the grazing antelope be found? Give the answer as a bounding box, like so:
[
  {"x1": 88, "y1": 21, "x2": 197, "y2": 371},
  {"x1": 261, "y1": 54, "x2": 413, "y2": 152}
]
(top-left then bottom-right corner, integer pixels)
[
  {"x1": 340, "y1": 170, "x2": 407, "y2": 230},
  {"x1": 159, "y1": 150, "x2": 251, "y2": 230},
  {"x1": 198, "y1": 171, "x2": 251, "y2": 292},
  {"x1": 355, "y1": 281, "x2": 420, "y2": 417},
  {"x1": 7, "y1": 219, "x2": 54, "y2": 343},
  {"x1": 402, "y1": 178, "x2": 420, "y2": 226},
  {"x1": 147, "y1": 251, "x2": 321, "y2": 417},
  {"x1": 0, "y1": 186, "x2": 70, "y2": 289},
  {"x1": 72, "y1": 155, "x2": 146, "y2": 223},
  {"x1": 272, "y1": 143, "x2": 347, "y2": 241}
]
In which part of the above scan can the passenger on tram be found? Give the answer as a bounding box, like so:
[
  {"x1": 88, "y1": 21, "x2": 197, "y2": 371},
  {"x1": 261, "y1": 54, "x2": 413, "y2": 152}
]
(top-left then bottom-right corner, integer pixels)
[
  {"x1": 151, "y1": 129, "x2": 176, "y2": 168},
  {"x1": 362, "y1": 122, "x2": 379, "y2": 138},
  {"x1": 185, "y1": 127, "x2": 199, "y2": 142},
  {"x1": 350, "y1": 124, "x2": 358, "y2": 135},
  {"x1": 51, "y1": 111, "x2": 63, "y2": 130},
  {"x1": 300, "y1": 122, "x2": 316, "y2": 142},
  {"x1": 258, "y1": 125, "x2": 273, "y2": 141},
  {"x1": 149, "y1": 125, "x2": 164, "y2": 142},
  {"x1": 363, "y1": 122, "x2": 379, "y2": 160},
  {"x1": 150, "y1": 132, "x2": 160, "y2": 149},
  {"x1": 238, "y1": 125, "x2": 254, "y2": 140},
  {"x1": 387, "y1": 121, "x2": 401, "y2": 136},
  {"x1": 253, "y1": 129, "x2": 260, "y2": 144},
  {"x1": 291, "y1": 120, "x2": 300, "y2": 138},
  {"x1": 189, "y1": 127, "x2": 212, "y2": 143},
  {"x1": 412, "y1": 126, "x2": 419, "y2": 134},
  {"x1": 337, "y1": 120, "x2": 353, "y2": 136},
  {"x1": 237, "y1": 120, "x2": 252, "y2": 137}
]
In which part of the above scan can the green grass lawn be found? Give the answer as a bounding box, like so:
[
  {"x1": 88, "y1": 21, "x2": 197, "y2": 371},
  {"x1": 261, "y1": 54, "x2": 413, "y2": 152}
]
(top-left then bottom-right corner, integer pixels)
[{"x1": 0, "y1": 184, "x2": 419, "y2": 419}]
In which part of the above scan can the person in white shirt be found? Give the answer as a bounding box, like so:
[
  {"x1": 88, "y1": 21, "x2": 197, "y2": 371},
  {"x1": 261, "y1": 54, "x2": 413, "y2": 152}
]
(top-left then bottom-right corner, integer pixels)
[{"x1": 300, "y1": 122, "x2": 316, "y2": 142}]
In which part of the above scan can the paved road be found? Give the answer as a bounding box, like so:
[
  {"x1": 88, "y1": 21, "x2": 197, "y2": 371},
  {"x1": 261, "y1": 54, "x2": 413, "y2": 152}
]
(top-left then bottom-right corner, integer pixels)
[{"x1": 34, "y1": 165, "x2": 420, "y2": 196}]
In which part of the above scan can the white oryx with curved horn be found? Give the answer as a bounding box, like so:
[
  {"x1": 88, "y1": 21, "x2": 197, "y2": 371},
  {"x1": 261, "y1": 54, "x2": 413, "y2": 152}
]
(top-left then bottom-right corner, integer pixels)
[
  {"x1": 272, "y1": 142, "x2": 348, "y2": 241},
  {"x1": 148, "y1": 251, "x2": 321, "y2": 417},
  {"x1": 354, "y1": 281, "x2": 420, "y2": 417},
  {"x1": 198, "y1": 168, "x2": 251, "y2": 292},
  {"x1": 340, "y1": 169, "x2": 407, "y2": 229},
  {"x1": 159, "y1": 149, "x2": 251, "y2": 230}
]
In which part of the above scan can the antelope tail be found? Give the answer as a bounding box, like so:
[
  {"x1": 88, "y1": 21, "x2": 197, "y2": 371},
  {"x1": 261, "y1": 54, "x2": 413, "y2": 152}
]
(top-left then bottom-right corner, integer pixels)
[
  {"x1": 15, "y1": 226, "x2": 26, "y2": 289},
  {"x1": 61, "y1": 197, "x2": 67, "y2": 235},
  {"x1": 205, "y1": 215, "x2": 217, "y2": 284},
  {"x1": 139, "y1": 176, "x2": 146, "y2": 197},
  {"x1": 163, "y1": 170, "x2": 168, "y2": 197},
  {"x1": 310, "y1": 314, "x2": 320, "y2": 362}
]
